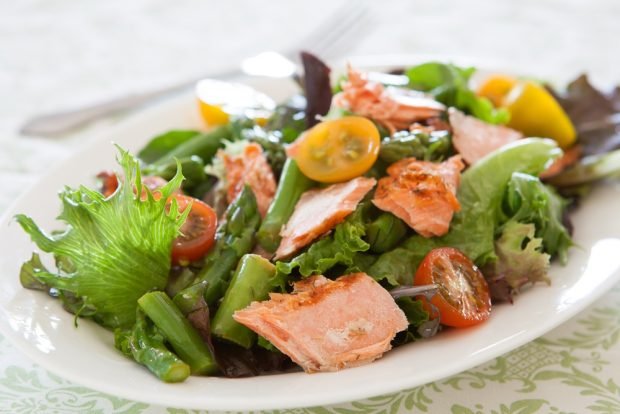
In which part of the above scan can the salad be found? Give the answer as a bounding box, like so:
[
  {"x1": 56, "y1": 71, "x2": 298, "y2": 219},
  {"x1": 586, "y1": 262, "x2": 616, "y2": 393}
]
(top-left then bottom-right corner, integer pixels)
[{"x1": 15, "y1": 52, "x2": 620, "y2": 382}]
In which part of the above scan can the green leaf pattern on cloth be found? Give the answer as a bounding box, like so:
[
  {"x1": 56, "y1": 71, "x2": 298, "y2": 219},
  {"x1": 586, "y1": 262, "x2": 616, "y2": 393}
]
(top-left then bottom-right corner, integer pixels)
[
  {"x1": 1, "y1": 286, "x2": 619, "y2": 413},
  {"x1": 0, "y1": 366, "x2": 147, "y2": 413}
]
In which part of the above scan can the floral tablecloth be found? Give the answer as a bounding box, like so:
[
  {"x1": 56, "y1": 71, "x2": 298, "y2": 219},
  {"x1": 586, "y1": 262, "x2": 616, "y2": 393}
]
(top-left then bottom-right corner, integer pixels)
[{"x1": 2, "y1": 0, "x2": 619, "y2": 412}]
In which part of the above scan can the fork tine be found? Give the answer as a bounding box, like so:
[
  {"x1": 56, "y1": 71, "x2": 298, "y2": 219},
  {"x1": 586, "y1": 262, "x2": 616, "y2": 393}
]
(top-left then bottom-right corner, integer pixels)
[
  {"x1": 309, "y1": 7, "x2": 369, "y2": 57},
  {"x1": 284, "y1": 0, "x2": 369, "y2": 60},
  {"x1": 311, "y1": 10, "x2": 372, "y2": 59},
  {"x1": 304, "y1": 2, "x2": 366, "y2": 49}
]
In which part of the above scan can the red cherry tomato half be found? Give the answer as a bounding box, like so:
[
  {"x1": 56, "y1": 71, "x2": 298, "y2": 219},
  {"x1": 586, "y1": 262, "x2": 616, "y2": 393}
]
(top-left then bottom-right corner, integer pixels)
[
  {"x1": 414, "y1": 247, "x2": 491, "y2": 328},
  {"x1": 97, "y1": 171, "x2": 119, "y2": 198},
  {"x1": 170, "y1": 195, "x2": 217, "y2": 265}
]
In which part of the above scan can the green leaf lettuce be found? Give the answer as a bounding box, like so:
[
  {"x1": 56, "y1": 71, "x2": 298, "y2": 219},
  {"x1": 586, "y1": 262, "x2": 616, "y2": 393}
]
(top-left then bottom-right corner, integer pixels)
[
  {"x1": 15, "y1": 147, "x2": 189, "y2": 329},
  {"x1": 501, "y1": 172, "x2": 573, "y2": 263},
  {"x1": 275, "y1": 204, "x2": 374, "y2": 280},
  {"x1": 484, "y1": 221, "x2": 551, "y2": 300},
  {"x1": 406, "y1": 62, "x2": 509, "y2": 124}
]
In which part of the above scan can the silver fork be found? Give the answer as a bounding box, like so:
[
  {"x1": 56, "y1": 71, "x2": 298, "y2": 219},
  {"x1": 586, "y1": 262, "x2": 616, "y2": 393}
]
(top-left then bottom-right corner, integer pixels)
[{"x1": 21, "y1": 1, "x2": 370, "y2": 137}]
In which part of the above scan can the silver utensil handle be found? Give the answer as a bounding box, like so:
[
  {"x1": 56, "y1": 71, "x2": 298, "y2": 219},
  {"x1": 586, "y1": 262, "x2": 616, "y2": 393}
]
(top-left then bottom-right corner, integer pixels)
[
  {"x1": 21, "y1": 92, "x2": 160, "y2": 137},
  {"x1": 19, "y1": 72, "x2": 237, "y2": 137}
]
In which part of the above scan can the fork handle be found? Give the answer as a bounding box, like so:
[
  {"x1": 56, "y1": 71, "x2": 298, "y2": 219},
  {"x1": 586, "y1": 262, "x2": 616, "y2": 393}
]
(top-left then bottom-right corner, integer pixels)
[
  {"x1": 19, "y1": 71, "x2": 240, "y2": 137},
  {"x1": 19, "y1": 81, "x2": 199, "y2": 137}
]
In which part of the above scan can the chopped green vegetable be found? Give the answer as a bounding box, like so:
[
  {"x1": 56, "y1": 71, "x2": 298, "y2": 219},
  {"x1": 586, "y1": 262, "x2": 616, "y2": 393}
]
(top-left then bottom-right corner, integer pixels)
[
  {"x1": 257, "y1": 336, "x2": 280, "y2": 353},
  {"x1": 143, "y1": 155, "x2": 207, "y2": 191},
  {"x1": 379, "y1": 130, "x2": 452, "y2": 164},
  {"x1": 149, "y1": 124, "x2": 232, "y2": 169},
  {"x1": 365, "y1": 212, "x2": 407, "y2": 254},
  {"x1": 211, "y1": 254, "x2": 283, "y2": 348},
  {"x1": 172, "y1": 280, "x2": 212, "y2": 344},
  {"x1": 115, "y1": 309, "x2": 191, "y2": 383},
  {"x1": 165, "y1": 267, "x2": 198, "y2": 299},
  {"x1": 173, "y1": 280, "x2": 209, "y2": 316},
  {"x1": 257, "y1": 158, "x2": 314, "y2": 252},
  {"x1": 138, "y1": 130, "x2": 201, "y2": 163},
  {"x1": 177, "y1": 185, "x2": 260, "y2": 308},
  {"x1": 265, "y1": 95, "x2": 307, "y2": 144},
  {"x1": 406, "y1": 62, "x2": 509, "y2": 124},
  {"x1": 15, "y1": 147, "x2": 189, "y2": 329},
  {"x1": 138, "y1": 291, "x2": 218, "y2": 375}
]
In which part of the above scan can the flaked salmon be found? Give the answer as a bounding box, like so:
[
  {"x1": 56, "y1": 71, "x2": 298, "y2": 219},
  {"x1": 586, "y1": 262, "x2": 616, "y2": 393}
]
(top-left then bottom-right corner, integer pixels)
[
  {"x1": 274, "y1": 176, "x2": 376, "y2": 260},
  {"x1": 220, "y1": 142, "x2": 276, "y2": 217},
  {"x1": 372, "y1": 156, "x2": 465, "y2": 237},
  {"x1": 333, "y1": 66, "x2": 445, "y2": 134},
  {"x1": 233, "y1": 273, "x2": 408, "y2": 373},
  {"x1": 449, "y1": 108, "x2": 523, "y2": 165}
]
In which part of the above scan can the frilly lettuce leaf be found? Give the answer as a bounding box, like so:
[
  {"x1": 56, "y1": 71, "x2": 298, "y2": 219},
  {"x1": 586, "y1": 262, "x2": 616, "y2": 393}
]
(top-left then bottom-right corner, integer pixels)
[
  {"x1": 275, "y1": 204, "x2": 372, "y2": 280},
  {"x1": 484, "y1": 221, "x2": 551, "y2": 302},
  {"x1": 15, "y1": 147, "x2": 189, "y2": 329},
  {"x1": 501, "y1": 172, "x2": 573, "y2": 263}
]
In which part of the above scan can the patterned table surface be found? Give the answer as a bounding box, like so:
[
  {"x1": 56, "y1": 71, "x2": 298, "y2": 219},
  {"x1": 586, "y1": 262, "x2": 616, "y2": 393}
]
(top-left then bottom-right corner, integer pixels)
[{"x1": 1, "y1": 1, "x2": 619, "y2": 412}]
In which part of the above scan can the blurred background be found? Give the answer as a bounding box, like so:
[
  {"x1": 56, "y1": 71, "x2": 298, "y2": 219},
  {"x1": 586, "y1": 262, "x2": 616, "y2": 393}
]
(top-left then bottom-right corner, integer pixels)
[{"x1": 1, "y1": 0, "x2": 618, "y2": 208}]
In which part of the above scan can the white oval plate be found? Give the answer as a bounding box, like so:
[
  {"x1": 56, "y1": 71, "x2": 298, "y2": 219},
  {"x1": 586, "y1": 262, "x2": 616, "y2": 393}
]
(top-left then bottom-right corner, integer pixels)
[{"x1": 1, "y1": 56, "x2": 620, "y2": 411}]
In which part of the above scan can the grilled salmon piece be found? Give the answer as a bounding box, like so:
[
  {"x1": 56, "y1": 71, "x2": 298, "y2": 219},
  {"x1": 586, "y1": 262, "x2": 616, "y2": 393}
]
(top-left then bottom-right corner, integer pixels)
[
  {"x1": 220, "y1": 142, "x2": 276, "y2": 217},
  {"x1": 333, "y1": 66, "x2": 445, "y2": 134},
  {"x1": 449, "y1": 108, "x2": 523, "y2": 165},
  {"x1": 372, "y1": 156, "x2": 465, "y2": 237},
  {"x1": 233, "y1": 273, "x2": 408, "y2": 373},
  {"x1": 274, "y1": 176, "x2": 376, "y2": 260}
]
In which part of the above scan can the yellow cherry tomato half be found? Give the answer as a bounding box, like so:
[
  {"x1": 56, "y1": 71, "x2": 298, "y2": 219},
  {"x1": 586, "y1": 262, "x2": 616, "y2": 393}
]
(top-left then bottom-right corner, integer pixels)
[
  {"x1": 197, "y1": 100, "x2": 230, "y2": 126},
  {"x1": 195, "y1": 79, "x2": 275, "y2": 127},
  {"x1": 503, "y1": 81, "x2": 577, "y2": 149},
  {"x1": 293, "y1": 116, "x2": 380, "y2": 183}
]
